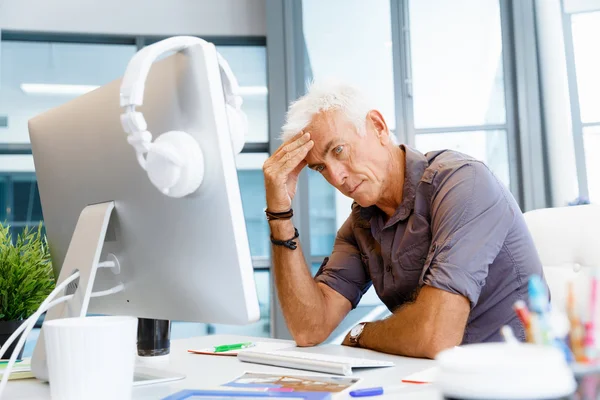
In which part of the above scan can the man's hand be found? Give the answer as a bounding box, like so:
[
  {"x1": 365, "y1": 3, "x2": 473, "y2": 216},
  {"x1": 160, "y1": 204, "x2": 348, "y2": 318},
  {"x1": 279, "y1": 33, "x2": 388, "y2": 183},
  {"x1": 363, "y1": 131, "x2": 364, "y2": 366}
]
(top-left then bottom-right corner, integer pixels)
[
  {"x1": 263, "y1": 132, "x2": 314, "y2": 212},
  {"x1": 340, "y1": 287, "x2": 470, "y2": 358}
]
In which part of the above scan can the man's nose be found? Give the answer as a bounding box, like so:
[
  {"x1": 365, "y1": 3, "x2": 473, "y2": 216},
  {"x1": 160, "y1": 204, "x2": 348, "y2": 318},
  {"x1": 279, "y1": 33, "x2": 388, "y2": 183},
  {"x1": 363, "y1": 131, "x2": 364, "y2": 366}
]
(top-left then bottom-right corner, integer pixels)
[{"x1": 329, "y1": 165, "x2": 347, "y2": 188}]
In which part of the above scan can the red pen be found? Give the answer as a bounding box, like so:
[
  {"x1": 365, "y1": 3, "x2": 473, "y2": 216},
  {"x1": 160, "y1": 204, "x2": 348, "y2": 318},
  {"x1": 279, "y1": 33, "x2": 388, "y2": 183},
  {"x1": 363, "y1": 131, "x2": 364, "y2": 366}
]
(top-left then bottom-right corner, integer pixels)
[{"x1": 513, "y1": 300, "x2": 532, "y2": 343}]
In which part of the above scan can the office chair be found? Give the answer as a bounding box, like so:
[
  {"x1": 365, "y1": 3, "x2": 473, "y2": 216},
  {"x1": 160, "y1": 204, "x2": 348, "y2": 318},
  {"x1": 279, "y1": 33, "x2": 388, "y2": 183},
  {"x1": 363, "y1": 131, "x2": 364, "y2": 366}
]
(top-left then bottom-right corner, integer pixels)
[{"x1": 523, "y1": 204, "x2": 600, "y2": 314}]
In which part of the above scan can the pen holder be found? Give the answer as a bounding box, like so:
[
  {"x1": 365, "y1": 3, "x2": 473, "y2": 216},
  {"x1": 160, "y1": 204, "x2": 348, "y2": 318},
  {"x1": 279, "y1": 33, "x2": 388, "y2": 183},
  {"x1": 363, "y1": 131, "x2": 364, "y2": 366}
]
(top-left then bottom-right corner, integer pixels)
[
  {"x1": 435, "y1": 343, "x2": 577, "y2": 400},
  {"x1": 137, "y1": 318, "x2": 170, "y2": 357}
]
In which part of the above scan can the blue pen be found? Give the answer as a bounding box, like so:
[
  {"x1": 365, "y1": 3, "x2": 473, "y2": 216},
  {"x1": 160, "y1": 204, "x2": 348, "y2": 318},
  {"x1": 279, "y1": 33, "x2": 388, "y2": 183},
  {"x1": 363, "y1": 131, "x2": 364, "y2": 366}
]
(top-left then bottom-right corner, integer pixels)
[
  {"x1": 350, "y1": 385, "x2": 407, "y2": 397},
  {"x1": 529, "y1": 275, "x2": 552, "y2": 345}
]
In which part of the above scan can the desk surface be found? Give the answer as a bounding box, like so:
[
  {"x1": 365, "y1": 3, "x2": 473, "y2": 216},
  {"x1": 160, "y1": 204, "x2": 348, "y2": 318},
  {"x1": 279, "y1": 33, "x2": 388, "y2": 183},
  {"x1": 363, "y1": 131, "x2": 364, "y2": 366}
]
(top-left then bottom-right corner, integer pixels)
[{"x1": 5, "y1": 334, "x2": 441, "y2": 399}]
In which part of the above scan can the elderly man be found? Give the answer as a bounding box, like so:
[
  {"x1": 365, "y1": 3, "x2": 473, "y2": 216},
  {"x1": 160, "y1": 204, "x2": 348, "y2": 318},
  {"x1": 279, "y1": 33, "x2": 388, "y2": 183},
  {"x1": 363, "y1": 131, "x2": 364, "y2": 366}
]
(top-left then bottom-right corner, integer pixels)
[{"x1": 262, "y1": 82, "x2": 545, "y2": 358}]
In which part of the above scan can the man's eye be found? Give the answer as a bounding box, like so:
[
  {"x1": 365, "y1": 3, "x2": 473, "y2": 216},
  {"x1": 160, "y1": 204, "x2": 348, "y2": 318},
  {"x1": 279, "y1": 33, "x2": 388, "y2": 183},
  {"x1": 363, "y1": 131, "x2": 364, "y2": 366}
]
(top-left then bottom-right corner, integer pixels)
[
  {"x1": 316, "y1": 165, "x2": 324, "y2": 173},
  {"x1": 334, "y1": 146, "x2": 344, "y2": 155}
]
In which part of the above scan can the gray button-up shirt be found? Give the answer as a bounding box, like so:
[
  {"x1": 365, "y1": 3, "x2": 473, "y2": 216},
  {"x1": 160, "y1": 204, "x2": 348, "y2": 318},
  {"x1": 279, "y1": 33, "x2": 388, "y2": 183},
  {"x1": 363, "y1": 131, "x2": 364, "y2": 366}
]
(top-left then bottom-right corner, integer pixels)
[{"x1": 314, "y1": 145, "x2": 545, "y2": 343}]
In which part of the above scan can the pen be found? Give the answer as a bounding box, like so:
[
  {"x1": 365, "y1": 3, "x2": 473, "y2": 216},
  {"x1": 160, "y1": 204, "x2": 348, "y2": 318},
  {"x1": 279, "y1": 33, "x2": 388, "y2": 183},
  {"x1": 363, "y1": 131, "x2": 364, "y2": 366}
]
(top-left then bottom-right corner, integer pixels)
[
  {"x1": 350, "y1": 385, "x2": 409, "y2": 397},
  {"x1": 212, "y1": 342, "x2": 254, "y2": 353},
  {"x1": 513, "y1": 300, "x2": 532, "y2": 343},
  {"x1": 585, "y1": 267, "x2": 599, "y2": 361},
  {"x1": 500, "y1": 325, "x2": 519, "y2": 345},
  {"x1": 528, "y1": 275, "x2": 552, "y2": 345},
  {"x1": 567, "y1": 281, "x2": 576, "y2": 324}
]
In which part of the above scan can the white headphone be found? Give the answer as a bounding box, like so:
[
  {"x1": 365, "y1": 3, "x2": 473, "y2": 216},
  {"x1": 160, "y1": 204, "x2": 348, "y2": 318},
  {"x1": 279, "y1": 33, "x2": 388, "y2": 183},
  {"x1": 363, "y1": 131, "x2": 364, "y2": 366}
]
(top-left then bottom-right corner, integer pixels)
[{"x1": 119, "y1": 36, "x2": 247, "y2": 198}]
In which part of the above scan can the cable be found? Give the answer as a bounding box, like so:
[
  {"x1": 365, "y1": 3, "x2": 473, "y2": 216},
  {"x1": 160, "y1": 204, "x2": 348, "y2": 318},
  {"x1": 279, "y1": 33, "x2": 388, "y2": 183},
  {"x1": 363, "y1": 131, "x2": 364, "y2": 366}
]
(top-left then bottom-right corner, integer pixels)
[
  {"x1": 0, "y1": 282, "x2": 124, "y2": 363},
  {"x1": 0, "y1": 271, "x2": 80, "y2": 398},
  {"x1": 90, "y1": 283, "x2": 125, "y2": 298},
  {"x1": 97, "y1": 260, "x2": 116, "y2": 269},
  {"x1": 0, "y1": 295, "x2": 74, "y2": 362},
  {"x1": 0, "y1": 260, "x2": 123, "y2": 398}
]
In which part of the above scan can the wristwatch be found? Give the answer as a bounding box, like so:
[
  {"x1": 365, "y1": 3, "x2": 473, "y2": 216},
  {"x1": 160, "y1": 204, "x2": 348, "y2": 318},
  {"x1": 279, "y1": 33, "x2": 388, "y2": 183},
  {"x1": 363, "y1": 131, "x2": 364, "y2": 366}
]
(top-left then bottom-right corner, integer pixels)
[{"x1": 349, "y1": 322, "x2": 367, "y2": 346}]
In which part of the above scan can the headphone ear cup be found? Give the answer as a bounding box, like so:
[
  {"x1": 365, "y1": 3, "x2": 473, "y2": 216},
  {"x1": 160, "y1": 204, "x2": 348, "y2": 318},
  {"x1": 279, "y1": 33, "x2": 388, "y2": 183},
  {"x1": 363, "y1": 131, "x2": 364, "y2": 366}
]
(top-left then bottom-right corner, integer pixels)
[
  {"x1": 145, "y1": 131, "x2": 204, "y2": 198},
  {"x1": 225, "y1": 104, "x2": 247, "y2": 154}
]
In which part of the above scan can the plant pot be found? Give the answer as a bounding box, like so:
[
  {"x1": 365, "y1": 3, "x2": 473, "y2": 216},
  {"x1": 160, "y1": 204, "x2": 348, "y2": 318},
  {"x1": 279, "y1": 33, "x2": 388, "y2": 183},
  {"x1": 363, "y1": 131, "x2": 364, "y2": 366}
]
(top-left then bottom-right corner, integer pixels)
[{"x1": 0, "y1": 320, "x2": 26, "y2": 360}]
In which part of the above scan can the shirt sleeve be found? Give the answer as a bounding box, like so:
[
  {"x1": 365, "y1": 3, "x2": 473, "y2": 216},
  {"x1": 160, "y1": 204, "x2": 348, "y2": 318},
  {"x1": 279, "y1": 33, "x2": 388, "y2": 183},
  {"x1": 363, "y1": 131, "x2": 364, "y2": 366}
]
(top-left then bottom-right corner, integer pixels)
[
  {"x1": 421, "y1": 161, "x2": 515, "y2": 308},
  {"x1": 314, "y1": 216, "x2": 372, "y2": 309}
]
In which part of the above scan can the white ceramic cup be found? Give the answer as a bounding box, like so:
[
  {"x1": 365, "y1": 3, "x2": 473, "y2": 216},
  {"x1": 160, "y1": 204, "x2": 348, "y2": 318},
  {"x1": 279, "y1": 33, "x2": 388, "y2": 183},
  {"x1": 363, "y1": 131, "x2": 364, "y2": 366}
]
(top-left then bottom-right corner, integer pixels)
[
  {"x1": 44, "y1": 316, "x2": 138, "y2": 400},
  {"x1": 435, "y1": 343, "x2": 577, "y2": 400}
]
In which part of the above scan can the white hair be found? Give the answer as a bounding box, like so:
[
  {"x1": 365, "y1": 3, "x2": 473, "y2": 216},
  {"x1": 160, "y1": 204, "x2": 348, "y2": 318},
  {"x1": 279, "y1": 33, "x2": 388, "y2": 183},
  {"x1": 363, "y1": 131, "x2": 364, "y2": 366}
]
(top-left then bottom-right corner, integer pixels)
[{"x1": 280, "y1": 81, "x2": 373, "y2": 142}]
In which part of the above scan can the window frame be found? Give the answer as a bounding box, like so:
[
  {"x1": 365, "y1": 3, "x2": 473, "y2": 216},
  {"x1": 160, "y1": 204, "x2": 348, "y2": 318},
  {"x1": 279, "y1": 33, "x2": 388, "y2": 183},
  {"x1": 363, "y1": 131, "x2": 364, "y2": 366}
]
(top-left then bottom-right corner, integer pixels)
[{"x1": 560, "y1": 2, "x2": 600, "y2": 201}]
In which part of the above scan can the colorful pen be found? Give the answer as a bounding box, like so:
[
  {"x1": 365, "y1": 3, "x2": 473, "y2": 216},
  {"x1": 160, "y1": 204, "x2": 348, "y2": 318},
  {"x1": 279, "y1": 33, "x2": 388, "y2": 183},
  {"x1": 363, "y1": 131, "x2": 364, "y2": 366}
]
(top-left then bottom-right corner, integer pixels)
[
  {"x1": 350, "y1": 384, "x2": 408, "y2": 397},
  {"x1": 528, "y1": 275, "x2": 552, "y2": 345},
  {"x1": 584, "y1": 267, "x2": 599, "y2": 361},
  {"x1": 500, "y1": 325, "x2": 519, "y2": 344},
  {"x1": 513, "y1": 300, "x2": 532, "y2": 343},
  {"x1": 212, "y1": 342, "x2": 254, "y2": 353},
  {"x1": 567, "y1": 281, "x2": 576, "y2": 324}
]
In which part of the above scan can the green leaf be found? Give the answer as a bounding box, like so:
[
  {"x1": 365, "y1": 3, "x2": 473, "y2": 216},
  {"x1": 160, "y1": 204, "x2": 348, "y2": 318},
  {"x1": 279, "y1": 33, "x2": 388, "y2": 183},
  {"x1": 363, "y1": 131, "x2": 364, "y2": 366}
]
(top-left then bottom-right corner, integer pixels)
[{"x1": 0, "y1": 222, "x2": 55, "y2": 321}]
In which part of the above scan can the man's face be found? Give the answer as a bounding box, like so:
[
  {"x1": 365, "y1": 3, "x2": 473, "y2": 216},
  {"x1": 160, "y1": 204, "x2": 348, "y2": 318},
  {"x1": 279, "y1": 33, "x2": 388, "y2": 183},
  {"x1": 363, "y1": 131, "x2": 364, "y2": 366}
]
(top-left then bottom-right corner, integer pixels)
[{"x1": 303, "y1": 109, "x2": 390, "y2": 207}]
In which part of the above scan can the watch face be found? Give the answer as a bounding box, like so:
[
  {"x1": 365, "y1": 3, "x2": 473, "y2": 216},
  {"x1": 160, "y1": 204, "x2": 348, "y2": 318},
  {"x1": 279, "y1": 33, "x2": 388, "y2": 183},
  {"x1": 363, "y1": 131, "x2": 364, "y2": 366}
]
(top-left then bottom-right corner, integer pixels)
[{"x1": 350, "y1": 324, "x2": 363, "y2": 337}]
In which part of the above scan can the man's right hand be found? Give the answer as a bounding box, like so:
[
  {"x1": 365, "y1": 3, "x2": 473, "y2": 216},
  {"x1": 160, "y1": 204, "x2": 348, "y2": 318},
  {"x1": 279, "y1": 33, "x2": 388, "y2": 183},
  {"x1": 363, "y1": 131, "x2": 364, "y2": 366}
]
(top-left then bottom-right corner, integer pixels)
[{"x1": 263, "y1": 131, "x2": 314, "y2": 212}]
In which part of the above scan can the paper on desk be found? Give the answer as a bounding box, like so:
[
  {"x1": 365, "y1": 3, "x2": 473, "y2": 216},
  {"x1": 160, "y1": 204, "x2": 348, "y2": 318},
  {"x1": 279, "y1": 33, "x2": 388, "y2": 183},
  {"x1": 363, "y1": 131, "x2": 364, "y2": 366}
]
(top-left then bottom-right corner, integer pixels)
[
  {"x1": 188, "y1": 341, "x2": 294, "y2": 357},
  {"x1": 223, "y1": 371, "x2": 361, "y2": 393},
  {"x1": 401, "y1": 367, "x2": 438, "y2": 384},
  {"x1": 0, "y1": 358, "x2": 34, "y2": 380}
]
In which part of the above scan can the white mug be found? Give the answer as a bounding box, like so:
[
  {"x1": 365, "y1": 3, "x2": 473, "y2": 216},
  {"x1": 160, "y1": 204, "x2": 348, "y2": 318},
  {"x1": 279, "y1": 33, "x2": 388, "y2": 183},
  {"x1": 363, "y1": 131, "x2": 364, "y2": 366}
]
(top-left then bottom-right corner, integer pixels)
[{"x1": 44, "y1": 316, "x2": 138, "y2": 400}]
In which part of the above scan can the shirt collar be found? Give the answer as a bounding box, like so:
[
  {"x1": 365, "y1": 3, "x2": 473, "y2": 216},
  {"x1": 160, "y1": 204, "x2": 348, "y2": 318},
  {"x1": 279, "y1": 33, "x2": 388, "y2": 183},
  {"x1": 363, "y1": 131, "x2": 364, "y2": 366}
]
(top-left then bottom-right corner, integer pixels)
[{"x1": 357, "y1": 145, "x2": 429, "y2": 227}]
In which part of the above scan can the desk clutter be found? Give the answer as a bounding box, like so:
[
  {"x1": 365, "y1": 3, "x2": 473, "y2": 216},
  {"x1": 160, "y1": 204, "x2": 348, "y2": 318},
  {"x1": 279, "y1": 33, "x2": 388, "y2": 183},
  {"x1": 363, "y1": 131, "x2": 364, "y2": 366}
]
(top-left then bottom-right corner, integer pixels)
[
  {"x1": 162, "y1": 369, "x2": 436, "y2": 399},
  {"x1": 433, "y1": 273, "x2": 600, "y2": 400},
  {"x1": 510, "y1": 273, "x2": 600, "y2": 367},
  {"x1": 0, "y1": 358, "x2": 33, "y2": 381},
  {"x1": 162, "y1": 371, "x2": 361, "y2": 399},
  {"x1": 189, "y1": 341, "x2": 395, "y2": 376}
]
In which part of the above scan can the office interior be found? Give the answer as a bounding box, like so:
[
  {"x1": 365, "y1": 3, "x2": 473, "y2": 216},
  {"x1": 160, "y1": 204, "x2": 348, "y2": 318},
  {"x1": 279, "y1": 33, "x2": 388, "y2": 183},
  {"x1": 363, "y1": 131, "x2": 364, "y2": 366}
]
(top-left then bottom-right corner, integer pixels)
[{"x1": 0, "y1": 0, "x2": 597, "y2": 356}]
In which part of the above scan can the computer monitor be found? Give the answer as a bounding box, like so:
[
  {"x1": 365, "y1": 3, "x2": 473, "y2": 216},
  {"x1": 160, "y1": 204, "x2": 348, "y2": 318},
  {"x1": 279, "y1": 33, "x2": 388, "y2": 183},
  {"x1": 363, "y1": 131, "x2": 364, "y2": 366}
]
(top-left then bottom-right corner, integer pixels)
[{"x1": 27, "y1": 41, "x2": 260, "y2": 381}]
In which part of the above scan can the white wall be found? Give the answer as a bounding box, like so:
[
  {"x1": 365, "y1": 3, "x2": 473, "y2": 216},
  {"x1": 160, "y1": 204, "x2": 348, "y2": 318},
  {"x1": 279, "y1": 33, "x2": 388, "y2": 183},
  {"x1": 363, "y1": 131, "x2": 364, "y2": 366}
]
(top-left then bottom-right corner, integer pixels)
[
  {"x1": 535, "y1": 0, "x2": 580, "y2": 206},
  {"x1": 0, "y1": 0, "x2": 266, "y2": 37}
]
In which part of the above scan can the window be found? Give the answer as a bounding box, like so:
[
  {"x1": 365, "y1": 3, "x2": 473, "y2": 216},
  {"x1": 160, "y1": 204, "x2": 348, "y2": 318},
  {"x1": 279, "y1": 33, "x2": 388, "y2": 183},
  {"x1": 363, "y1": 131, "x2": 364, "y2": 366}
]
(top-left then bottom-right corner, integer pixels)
[
  {"x1": 571, "y1": 12, "x2": 600, "y2": 125},
  {"x1": 0, "y1": 40, "x2": 136, "y2": 238},
  {"x1": 0, "y1": 40, "x2": 137, "y2": 143},
  {"x1": 567, "y1": 11, "x2": 600, "y2": 202},
  {"x1": 302, "y1": 0, "x2": 396, "y2": 259},
  {"x1": 583, "y1": 126, "x2": 600, "y2": 203},
  {"x1": 407, "y1": 0, "x2": 511, "y2": 189},
  {"x1": 409, "y1": 0, "x2": 506, "y2": 129},
  {"x1": 217, "y1": 46, "x2": 268, "y2": 143},
  {"x1": 414, "y1": 130, "x2": 510, "y2": 186}
]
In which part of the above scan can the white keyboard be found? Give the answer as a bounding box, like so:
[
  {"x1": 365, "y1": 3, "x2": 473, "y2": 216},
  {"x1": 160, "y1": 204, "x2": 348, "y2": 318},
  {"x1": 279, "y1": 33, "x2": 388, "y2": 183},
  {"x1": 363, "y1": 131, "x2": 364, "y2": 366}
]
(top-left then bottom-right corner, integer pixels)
[{"x1": 237, "y1": 349, "x2": 395, "y2": 376}]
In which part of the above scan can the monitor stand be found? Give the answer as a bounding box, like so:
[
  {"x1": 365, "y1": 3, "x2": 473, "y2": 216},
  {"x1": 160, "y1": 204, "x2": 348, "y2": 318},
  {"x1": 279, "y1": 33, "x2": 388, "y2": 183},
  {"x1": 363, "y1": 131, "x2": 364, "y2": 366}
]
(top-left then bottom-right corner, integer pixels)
[{"x1": 31, "y1": 201, "x2": 185, "y2": 386}]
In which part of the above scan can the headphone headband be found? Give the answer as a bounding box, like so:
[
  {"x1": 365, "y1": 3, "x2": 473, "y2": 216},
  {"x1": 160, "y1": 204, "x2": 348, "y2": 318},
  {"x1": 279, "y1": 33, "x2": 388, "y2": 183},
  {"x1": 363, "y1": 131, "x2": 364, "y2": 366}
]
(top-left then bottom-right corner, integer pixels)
[{"x1": 120, "y1": 36, "x2": 241, "y2": 110}]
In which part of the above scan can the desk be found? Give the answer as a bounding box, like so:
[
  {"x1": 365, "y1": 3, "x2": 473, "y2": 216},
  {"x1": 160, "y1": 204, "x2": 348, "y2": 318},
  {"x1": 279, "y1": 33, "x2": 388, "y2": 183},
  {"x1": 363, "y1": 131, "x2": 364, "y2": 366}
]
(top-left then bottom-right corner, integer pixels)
[{"x1": 5, "y1": 334, "x2": 441, "y2": 399}]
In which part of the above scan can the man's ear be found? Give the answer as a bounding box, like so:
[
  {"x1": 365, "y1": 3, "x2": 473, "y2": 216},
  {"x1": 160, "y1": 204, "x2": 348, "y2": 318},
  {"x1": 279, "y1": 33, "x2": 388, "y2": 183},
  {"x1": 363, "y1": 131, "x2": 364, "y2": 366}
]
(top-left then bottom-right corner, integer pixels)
[{"x1": 367, "y1": 110, "x2": 390, "y2": 145}]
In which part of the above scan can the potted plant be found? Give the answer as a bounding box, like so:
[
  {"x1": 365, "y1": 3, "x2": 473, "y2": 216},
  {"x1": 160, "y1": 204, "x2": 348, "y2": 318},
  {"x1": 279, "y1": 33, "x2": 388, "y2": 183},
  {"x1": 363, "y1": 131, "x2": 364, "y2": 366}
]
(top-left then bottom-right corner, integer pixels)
[{"x1": 0, "y1": 223, "x2": 54, "y2": 359}]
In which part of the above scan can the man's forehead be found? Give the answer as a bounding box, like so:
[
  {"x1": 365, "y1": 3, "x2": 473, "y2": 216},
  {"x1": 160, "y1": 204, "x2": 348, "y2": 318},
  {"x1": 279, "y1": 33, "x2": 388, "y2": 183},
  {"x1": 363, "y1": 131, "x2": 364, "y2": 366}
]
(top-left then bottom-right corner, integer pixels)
[{"x1": 306, "y1": 111, "x2": 352, "y2": 141}]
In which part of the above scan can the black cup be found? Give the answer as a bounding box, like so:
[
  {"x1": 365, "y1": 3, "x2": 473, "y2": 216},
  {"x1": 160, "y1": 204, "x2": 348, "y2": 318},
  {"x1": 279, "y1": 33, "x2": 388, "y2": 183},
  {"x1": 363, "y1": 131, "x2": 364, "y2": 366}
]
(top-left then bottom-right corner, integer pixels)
[{"x1": 136, "y1": 318, "x2": 171, "y2": 357}]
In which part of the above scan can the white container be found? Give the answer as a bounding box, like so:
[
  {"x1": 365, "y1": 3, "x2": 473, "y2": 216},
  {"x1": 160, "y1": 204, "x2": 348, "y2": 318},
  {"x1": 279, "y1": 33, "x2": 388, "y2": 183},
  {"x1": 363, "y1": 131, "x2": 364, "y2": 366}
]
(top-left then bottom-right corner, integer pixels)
[
  {"x1": 44, "y1": 316, "x2": 138, "y2": 400},
  {"x1": 435, "y1": 343, "x2": 576, "y2": 399}
]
